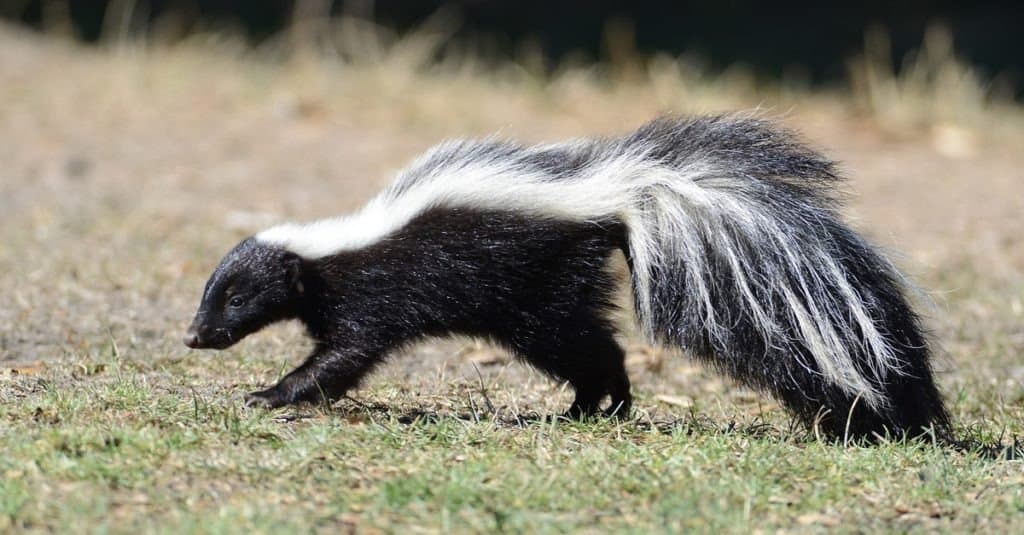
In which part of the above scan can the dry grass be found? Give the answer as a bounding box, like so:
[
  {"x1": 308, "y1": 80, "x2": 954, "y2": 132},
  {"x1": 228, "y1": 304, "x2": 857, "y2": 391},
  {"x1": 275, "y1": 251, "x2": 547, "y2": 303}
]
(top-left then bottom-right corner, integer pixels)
[
  {"x1": 1, "y1": 20, "x2": 1023, "y2": 532},
  {"x1": 848, "y1": 24, "x2": 1012, "y2": 131}
]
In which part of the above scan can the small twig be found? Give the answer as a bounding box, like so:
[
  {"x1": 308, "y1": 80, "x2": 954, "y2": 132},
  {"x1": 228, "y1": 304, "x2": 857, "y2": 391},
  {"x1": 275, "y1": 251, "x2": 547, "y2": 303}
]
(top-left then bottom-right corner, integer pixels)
[
  {"x1": 843, "y1": 392, "x2": 863, "y2": 447},
  {"x1": 471, "y1": 362, "x2": 495, "y2": 414},
  {"x1": 466, "y1": 391, "x2": 480, "y2": 423},
  {"x1": 341, "y1": 393, "x2": 373, "y2": 411},
  {"x1": 190, "y1": 386, "x2": 202, "y2": 422}
]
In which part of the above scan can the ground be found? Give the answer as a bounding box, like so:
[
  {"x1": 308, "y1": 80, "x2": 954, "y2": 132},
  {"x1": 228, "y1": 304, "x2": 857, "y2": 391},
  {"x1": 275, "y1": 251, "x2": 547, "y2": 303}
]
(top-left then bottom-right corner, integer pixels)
[{"x1": 1, "y1": 23, "x2": 1023, "y2": 533}]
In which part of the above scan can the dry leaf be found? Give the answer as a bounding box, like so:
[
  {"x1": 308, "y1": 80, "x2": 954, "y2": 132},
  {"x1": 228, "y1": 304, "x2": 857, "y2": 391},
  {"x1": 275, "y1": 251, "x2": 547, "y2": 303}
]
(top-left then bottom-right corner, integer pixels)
[
  {"x1": 797, "y1": 513, "x2": 839, "y2": 526},
  {"x1": 655, "y1": 394, "x2": 693, "y2": 408}
]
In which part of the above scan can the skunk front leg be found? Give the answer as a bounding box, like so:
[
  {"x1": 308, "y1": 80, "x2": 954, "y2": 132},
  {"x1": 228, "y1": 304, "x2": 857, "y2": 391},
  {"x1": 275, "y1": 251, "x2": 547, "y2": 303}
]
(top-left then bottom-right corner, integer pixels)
[{"x1": 244, "y1": 345, "x2": 378, "y2": 409}]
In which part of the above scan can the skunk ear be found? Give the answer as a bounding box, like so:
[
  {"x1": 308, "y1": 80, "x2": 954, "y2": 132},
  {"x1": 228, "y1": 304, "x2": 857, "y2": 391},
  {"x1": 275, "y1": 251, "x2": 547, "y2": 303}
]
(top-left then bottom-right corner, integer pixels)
[{"x1": 282, "y1": 252, "x2": 304, "y2": 293}]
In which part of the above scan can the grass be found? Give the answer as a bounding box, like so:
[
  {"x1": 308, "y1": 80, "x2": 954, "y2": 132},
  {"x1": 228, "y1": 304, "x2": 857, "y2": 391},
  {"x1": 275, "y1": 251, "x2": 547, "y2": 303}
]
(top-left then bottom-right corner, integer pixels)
[
  {"x1": 849, "y1": 24, "x2": 1003, "y2": 130},
  {"x1": 3, "y1": 351, "x2": 1023, "y2": 533},
  {"x1": 2, "y1": 19, "x2": 1024, "y2": 533},
  {"x1": 6, "y1": 356, "x2": 1024, "y2": 533}
]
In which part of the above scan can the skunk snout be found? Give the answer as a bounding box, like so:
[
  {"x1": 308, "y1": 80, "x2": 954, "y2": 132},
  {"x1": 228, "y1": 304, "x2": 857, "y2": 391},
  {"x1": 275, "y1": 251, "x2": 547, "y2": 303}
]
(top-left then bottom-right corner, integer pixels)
[
  {"x1": 183, "y1": 329, "x2": 201, "y2": 348},
  {"x1": 183, "y1": 318, "x2": 235, "y2": 350}
]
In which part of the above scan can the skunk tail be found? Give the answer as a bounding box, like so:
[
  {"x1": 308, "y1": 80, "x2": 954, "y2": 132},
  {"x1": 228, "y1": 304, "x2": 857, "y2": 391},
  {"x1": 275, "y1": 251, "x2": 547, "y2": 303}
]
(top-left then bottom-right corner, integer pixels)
[{"x1": 618, "y1": 116, "x2": 949, "y2": 439}]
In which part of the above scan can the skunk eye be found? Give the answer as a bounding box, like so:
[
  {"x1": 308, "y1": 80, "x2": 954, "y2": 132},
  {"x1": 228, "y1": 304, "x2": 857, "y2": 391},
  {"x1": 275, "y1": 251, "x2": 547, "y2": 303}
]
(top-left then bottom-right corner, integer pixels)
[{"x1": 228, "y1": 295, "x2": 245, "y2": 308}]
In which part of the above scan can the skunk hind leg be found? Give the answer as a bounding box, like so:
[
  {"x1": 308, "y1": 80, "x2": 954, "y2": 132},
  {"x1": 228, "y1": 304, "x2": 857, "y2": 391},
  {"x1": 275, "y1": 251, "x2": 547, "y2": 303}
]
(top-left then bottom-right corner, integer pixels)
[{"x1": 514, "y1": 318, "x2": 632, "y2": 420}]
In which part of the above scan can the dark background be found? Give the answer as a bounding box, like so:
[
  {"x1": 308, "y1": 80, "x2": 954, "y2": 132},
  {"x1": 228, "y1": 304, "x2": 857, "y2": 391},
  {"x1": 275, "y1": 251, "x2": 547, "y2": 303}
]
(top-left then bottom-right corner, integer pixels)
[{"x1": 4, "y1": 0, "x2": 1022, "y2": 96}]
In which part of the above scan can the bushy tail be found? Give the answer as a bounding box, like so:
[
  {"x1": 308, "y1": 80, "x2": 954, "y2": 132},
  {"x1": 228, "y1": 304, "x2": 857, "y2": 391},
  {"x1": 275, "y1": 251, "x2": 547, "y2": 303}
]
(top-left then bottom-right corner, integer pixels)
[{"x1": 616, "y1": 116, "x2": 949, "y2": 440}]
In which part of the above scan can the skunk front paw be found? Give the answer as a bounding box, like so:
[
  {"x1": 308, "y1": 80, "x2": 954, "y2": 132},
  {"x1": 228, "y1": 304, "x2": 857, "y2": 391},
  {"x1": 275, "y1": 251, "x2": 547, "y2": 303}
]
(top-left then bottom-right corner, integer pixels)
[{"x1": 244, "y1": 387, "x2": 289, "y2": 409}]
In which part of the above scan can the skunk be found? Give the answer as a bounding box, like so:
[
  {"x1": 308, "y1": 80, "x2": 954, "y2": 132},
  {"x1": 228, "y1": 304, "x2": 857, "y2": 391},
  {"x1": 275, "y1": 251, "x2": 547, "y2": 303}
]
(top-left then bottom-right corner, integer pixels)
[{"x1": 183, "y1": 115, "x2": 950, "y2": 440}]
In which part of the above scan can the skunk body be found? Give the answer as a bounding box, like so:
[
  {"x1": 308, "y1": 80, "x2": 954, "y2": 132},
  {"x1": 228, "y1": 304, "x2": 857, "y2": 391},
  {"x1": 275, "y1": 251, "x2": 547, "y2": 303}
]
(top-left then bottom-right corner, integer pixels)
[{"x1": 184, "y1": 115, "x2": 950, "y2": 440}]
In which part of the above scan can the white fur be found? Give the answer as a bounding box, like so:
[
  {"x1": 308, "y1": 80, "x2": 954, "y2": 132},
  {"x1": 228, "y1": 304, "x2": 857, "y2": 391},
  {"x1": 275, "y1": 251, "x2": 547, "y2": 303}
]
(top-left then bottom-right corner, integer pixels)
[{"x1": 257, "y1": 135, "x2": 901, "y2": 409}]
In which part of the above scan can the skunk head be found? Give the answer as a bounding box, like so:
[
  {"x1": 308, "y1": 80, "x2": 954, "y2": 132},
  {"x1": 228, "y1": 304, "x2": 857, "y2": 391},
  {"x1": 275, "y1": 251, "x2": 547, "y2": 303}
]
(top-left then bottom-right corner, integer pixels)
[{"x1": 184, "y1": 238, "x2": 304, "y2": 350}]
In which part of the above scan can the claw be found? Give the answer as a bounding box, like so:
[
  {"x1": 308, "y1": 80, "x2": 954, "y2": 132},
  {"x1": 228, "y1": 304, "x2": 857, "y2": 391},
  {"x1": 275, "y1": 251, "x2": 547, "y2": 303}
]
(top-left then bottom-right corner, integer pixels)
[{"x1": 244, "y1": 388, "x2": 287, "y2": 409}]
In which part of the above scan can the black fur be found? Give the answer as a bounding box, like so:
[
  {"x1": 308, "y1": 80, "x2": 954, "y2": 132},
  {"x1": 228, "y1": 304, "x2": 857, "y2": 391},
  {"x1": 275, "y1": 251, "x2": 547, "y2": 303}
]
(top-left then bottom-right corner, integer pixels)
[{"x1": 187, "y1": 208, "x2": 633, "y2": 417}]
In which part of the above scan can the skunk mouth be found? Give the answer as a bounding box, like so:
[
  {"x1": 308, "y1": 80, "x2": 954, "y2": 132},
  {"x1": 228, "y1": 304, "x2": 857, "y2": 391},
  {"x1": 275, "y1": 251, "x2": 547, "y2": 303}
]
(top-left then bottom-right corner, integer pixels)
[{"x1": 183, "y1": 327, "x2": 235, "y2": 350}]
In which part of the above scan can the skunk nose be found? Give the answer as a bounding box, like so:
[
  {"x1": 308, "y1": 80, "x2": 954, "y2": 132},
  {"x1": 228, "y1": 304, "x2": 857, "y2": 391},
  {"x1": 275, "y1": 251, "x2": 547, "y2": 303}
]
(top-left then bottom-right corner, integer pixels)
[{"x1": 183, "y1": 329, "x2": 200, "y2": 348}]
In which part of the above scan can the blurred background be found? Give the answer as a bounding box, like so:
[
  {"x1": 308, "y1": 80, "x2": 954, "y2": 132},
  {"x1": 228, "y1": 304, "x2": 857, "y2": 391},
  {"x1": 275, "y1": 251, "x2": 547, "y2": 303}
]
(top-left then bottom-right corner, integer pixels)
[
  {"x1": 0, "y1": 0, "x2": 1021, "y2": 430},
  {"x1": 3, "y1": 1, "x2": 1023, "y2": 100}
]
